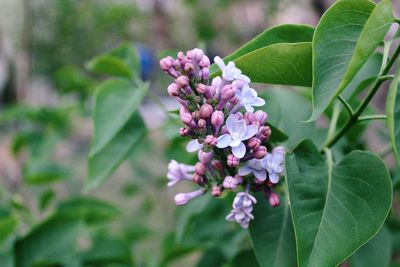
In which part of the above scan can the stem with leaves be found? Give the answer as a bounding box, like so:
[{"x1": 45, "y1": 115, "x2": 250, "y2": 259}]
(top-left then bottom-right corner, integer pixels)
[{"x1": 323, "y1": 43, "x2": 400, "y2": 149}]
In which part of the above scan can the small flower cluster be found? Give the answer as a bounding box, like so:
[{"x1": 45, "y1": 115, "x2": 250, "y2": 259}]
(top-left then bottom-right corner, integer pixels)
[{"x1": 160, "y1": 48, "x2": 285, "y2": 229}]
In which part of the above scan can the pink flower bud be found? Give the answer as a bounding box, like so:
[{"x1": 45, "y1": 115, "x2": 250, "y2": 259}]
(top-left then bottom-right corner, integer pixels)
[
  {"x1": 234, "y1": 174, "x2": 243, "y2": 184},
  {"x1": 199, "y1": 55, "x2": 210, "y2": 68},
  {"x1": 254, "y1": 110, "x2": 268, "y2": 125},
  {"x1": 179, "y1": 127, "x2": 189, "y2": 137},
  {"x1": 191, "y1": 48, "x2": 204, "y2": 62},
  {"x1": 223, "y1": 176, "x2": 238, "y2": 189},
  {"x1": 259, "y1": 126, "x2": 272, "y2": 141},
  {"x1": 201, "y1": 67, "x2": 209, "y2": 80},
  {"x1": 211, "y1": 160, "x2": 223, "y2": 171},
  {"x1": 229, "y1": 96, "x2": 239, "y2": 105},
  {"x1": 248, "y1": 137, "x2": 261, "y2": 150},
  {"x1": 269, "y1": 192, "x2": 280, "y2": 207},
  {"x1": 211, "y1": 111, "x2": 224, "y2": 127},
  {"x1": 195, "y1": 162, "x2": 206, "y2": 175},
  {"x1": 198, "y1": 150, "x2": 214, "y2": 164},
  {"x1": 200, "y1": 103, "x2": 213, "y2": 119},
  {"x1": 244, "y1": 112, "x2": 256, "y2": 125},
  {"x1": 167, "y1": 83, "x2": 180, "y2": 97},
  {"x1": 211, "y1": 185, "x2": 222, "y2": 197},
  {"x1": 159, "y1": 56, "x2": 174, "y2": 71},
  {"x1": 184, "y1": 62, "x2": 195, "y2": 73},
  {"x1": 198, "y1": 119, "x2": 206, "y2": 130},
  {"x1": 174, "y1": 189, "x2": 205, "y2": 206},
  {"x1": 192, "y1": 173, "x2": 205, "y2": 186},
  {"x1": 180, "y1": 107, "x2": 193, "y2": 125},
  {"x1": 254, "y1": 146, "x2": 267, "y2": 159},
  {"x1": 220, "y1": 125, "x2": 228, "y2": 134},
  {"x1": 192, "y1": 111, "x2": 200, "y2": 121},
  {"x1": 227, "y1": 154, "x2": 240, "y2": 167},
  {"x1": 196, "y1": 83, "x2": 208, "y2": 94},
  {"x1": 221, "y1": 85, "x2": 235, "y2": 100},
  {"x1": 204, "y1": 135, "x2": 217, "y2": 146},
  {"x1": 176, "y1": 76, "x2": 189, "y2": 88}
]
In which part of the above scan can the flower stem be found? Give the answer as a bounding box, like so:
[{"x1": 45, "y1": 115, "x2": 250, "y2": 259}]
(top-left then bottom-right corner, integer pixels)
[
  {"x1": 338, "y1": 95, "x2": 354, "y2": 116},
  {"x1": 323, "y1": 43, "x2": 400, "y2": 149},
  {"x1": 357, "y1": 114, "x2": 387, "y2": 122}
]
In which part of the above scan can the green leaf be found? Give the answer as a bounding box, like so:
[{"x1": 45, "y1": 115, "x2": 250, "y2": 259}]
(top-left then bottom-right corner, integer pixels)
[
  {"x1": 267, "y1": 123, "x2": 288, "y2": 143},
  {"x1": 210, "y1": 24, "x2": 314, "y2": 74},
  {"x1": 87, "y1": 113, "x2": 146, "y2": 190},
  {"x1": 309, "y1": 0, "x2": 394, "y2": 121},
  {"x1": 349, "y1": 226, "x2": 392, "y2": 267},
  {"x1": 0, "y1": 208, "x2": 17, "y2": 243},
  {"x1": 286, "y1": 140, "x2": 392, "y2": 267},
  {"x1": 86, "y1": 42, "x2": 139, "y2": 78},
  {"x1": 386, "y1": 63, "x2": 400, "y2": 166},
  {"x1": 233, "y1": 42, "x2": 312, "y2": 86},
  {"x1": 81, "y1": 235, "x2": 132, "y2": 265},
  {"x1": 14, "y1": 215, "x2": 81, "y2": 267},
  {"x1": 229, "y1": 250, "x2": 260, "y2": 267},
  {"x1": 86, "y1": 78, "x2": 148, "y2": 190},
  {"x1": 90, "y1": 79, "x2": 147, "y2": 156},
  {"x1": 249, "y1": 194, "x2": 296, "y2": 267},
  {"x1": 58, "y1": 197, "x2": 120, "y2": 225},
  {"x1": 39, "y1": 189, "x2": 55, "y2": 211},
  {"x1": 23, "y1": 160, "x2": 69, "y2": 185}
]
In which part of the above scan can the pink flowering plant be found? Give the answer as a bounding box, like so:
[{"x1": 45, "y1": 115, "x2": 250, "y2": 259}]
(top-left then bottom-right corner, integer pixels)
[
  {"x1": 81, "y1": 0, "x2": 400, "y2": 266},
  {"x1": 161, "y1": 49, "x2": 284, "y2": 228}
]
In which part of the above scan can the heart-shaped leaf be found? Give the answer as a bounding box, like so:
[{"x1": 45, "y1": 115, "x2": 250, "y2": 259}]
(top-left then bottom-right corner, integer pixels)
[
  {"x1": 309, "y1": 0, "x2": 394, "y2": 121},
  {"x1": 210, "y1": 24, "x2": 314, "y2": 74},
  {"x1": 249, "y1": 194, "x2": 296, "y2": 267},
  {"x1": 286, "y1": 139, "x2": 392, "y2": 267},
  {"x1": 386, "y1": 61, "x2": 400, "y2": 167}
]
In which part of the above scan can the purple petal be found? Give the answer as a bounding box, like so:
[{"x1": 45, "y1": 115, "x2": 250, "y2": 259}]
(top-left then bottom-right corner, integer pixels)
[
  {"x1": 269, "y1": 172, "x2": 280, "y2": 184},
  {"x1": 214, "y1": 56, "x2": 225, "y2": 71},
  {"x1": 238, "y1": 166, "x2": 252, "y2": 176},
  {"x1": 253, "y1": 170, "x2": 266, "y2": 181},
  {"x1": 232, "y1": 142, "x2": 246, "y2": 158},
  {"x1": 252, "y1": 97, "x2": 265, "y2": 106},
  {"x1": 243, "y1": 125, "x2": 258, "y2": 140},
  {"x1": 186, "y1": 140, "x2": 203, "y2": 152},
  {"x1": 216, "y1": 134, "x2": 232, "y2": 148}
]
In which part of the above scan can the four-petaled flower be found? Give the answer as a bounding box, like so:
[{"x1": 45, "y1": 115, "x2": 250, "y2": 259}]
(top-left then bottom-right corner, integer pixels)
[
  {"x1": 238, "y1": 158, "x2": 267, "y2": 181},
  {"x1": 216, "y1": 114, "x2": 258, "y2": 158},
  {"x1": 236, "y1": 84, "x2": 265, "y2": 112},
  {"x1": 226, "y1": 191, "x2": 257, "y2": 229},
  {"x1": 167, "y1": 160, "x2": 195, "y2": 187},
  {"x1": 265, "y1": 146, "x2": 285, "y2": 184},
  {"x1": 214, "y1": 56, "x2": 250, "y2": 83}
]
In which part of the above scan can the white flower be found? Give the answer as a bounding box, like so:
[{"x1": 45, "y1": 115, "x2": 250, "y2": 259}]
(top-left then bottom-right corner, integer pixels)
[
  {"x1": 214, "y1": 56, "x2": 251, "y2": 83},
  {"x1": 216, "y1": 115, "x2": 258, "y2": 158},
  {"x1": 186, "y1": 139, "x2": 203, "y2": 152},
  {"x1": 226, "y1": 191, "x2": 257, "y2": 228},
  {"x1": 238, "y1": 158, "x2": 267, "y2": 181},
  {"x1": 265, "y1": 146, "x2": 285, "y2": 184},
  {"x1": 167, "y1": 160, "x2": 195, "y2": 187},
  {"x1": 236, "y1": 83, "x2": 265, "y2": 112}
]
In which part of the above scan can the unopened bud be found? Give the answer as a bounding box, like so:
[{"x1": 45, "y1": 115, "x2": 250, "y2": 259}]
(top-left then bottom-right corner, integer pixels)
[
  {"x1": 211, "y1": 160, "x2": 222, "y2": 171},
  {"x1": 160, "y1": 56, "x2": 174, "y2": 71},
  {"x1": 200, "y1": 103, "x2": 213, "y2": 119},
  {"x1": 259, "y1": 126, "x2": 272, "y2": 141},
  {"x1": 244, "y1": 112, "x2": 256, "y2": 125},
  {"x1": 248, "y1": 137, "x2": 261, "y2": 150},
  {"x1": 195, "y1": 162, "x2": 206, "y2": 176},
  {"x1": 196, "y1": 83, "x2": 208, "y2": 94},
  {"x1": 269, "y1": 192, "x2": 280, "y2": 207},
  {"x1": 192, "y1": 173, "x2": 205, "y2": 186},
  {"x1": 221, "y1": 85, "x2": 235, "y2": 100},
  {"x1": 227, "y1": 154, "x2": 240, "y2": 167},
  {"x1": 204, "y1": 135, "x2": 217, "y2": 146},
  {"x1": 199, "y1": 55, "x2": 210, "y2": 68},
  {"x1": 192, "y1": 111, "x2": 200, "y2": 121},
  {"x1": 254, "y1": 110, "x2": 268, "y2": 125},
  {"x1": 176, "y1": 76, "x2": 189, "y2": 88},
  {"x1": 167, "y1": 83, "x2": 180, "y2": 97},
  {"x1": 211, "y1": 111, "x2": 224, "y2": 128},
  {"x1": 198, "y1": 150, "x2": 213, "y2": 164},
  {"x1": 198, "y1": 119, "x2": 206, "y2": 130},
  {"x1": 201, "y1": 67, "x2": 209, "y2": 80},
  {"x1": 179, "y1": 127, "x2": 189, "y2": 137},
  {"x1": 184, "y1": 62, "x2": 195, "y2": 73},
  {"x1": 254, "y1": 146, "x2": 267, "y2": 159},
  {"x1": 211, "y1": 185, "x2": 222, "y2": 197}
]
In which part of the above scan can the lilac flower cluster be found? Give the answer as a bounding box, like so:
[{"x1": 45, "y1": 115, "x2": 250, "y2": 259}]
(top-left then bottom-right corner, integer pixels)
[{"x1": 161, "y1": 48, "x2": 285, "y2": 229}]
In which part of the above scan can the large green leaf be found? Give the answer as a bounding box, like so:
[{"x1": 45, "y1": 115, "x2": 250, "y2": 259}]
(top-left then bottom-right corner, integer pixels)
[
  {"x1": 349, "y1": 226, "x2": 392, "y2": 267},
  {"x1": 90, "y1": 79, "x2": 147, "y2": 156},
  {"x1": 229, "y1": 250, "x2": 260, "y2": 267},
  {"x1": 87, "y1": 113, "x2": 146, "y2": 190},
  {"x1": 86, "y1": 42, "x2": 139, "y2": 79},
  {"x1": 210, "y1": 24, "x2": 314, "y2": 74},
  {"x1": 58, "y1": 197, "x2": 120, "y2": 225},
  {"x1": 386, "y1": 62, "x2": 400, "y2": 167},
  {"x1": 249, "y1": 194, "x2": 296, "y2": 267},
  {"x1": 233, "y1": 42, "x2": 312, "y2": 86},
  {"x1": 309, "y1": 0, "x2": 393, "y2": 121},
  {"x1": 286, "y1": 140, "x2": 392, "y2": 267},
  {"x1": 14, "y1": 215, "x2": 81, "y2": 267},
  {"x1": 86, "y1": 79, "x2": 148, "y2": 190}
]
